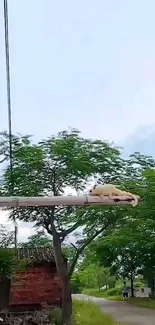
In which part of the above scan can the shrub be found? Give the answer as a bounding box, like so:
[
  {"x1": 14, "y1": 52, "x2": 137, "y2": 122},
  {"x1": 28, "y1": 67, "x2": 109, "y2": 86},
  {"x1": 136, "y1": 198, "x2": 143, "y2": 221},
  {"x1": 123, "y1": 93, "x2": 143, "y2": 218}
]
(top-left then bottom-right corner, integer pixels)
[
  {"x1": 134, "y1": 281, "x2": 145, "y2": 288},
  {"x1": 104, "y1": 286, "x2": 122, "y2": 296},
  {"x1": 50, "y1": 306, "x2": 62, "y2": 325},
  {"x1": 0, "y1": 249, "x2": 29, "y2": 311},
  {"x1": 71, "y1": 272, "x2": 83, "y2": 293},
  {"x1": 82, "y1": 286, "x2": 122, "y2": 297},
  {"x1": 0, "y1": 249, "x2": 17, "y2": 276},
  {"x1": 82, "y1": 289, "x2": 107, "y2": 297}
]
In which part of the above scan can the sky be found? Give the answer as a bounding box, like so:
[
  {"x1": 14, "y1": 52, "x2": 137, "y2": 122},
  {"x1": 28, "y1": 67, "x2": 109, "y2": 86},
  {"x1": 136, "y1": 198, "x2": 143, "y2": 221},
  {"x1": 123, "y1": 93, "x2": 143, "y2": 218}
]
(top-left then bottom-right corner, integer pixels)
[{"x1": 1, "y1": 0, "x2": 155, "y2": 241}]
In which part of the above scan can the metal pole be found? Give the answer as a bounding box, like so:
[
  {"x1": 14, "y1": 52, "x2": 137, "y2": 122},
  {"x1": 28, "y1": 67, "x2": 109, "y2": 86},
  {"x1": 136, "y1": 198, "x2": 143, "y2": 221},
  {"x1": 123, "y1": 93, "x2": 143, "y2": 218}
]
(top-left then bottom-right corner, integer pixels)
[
  {"x1": 4, "y1": 0, "x2": 18, "y2": 248},
  {"x1": 0, "y1": 195, "x2": 136, "y2": 207}
]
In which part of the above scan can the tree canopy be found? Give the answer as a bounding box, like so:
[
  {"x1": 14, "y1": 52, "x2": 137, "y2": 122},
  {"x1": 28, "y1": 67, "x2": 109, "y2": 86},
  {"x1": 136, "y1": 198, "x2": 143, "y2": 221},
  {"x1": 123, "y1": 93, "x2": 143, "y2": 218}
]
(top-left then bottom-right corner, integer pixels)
[
  {"x1": 80, "y1": 165, "x2": 155, "y2": 297},
  {"x1": 0, "y1": 128, "x2": 155, "y2": 322}
]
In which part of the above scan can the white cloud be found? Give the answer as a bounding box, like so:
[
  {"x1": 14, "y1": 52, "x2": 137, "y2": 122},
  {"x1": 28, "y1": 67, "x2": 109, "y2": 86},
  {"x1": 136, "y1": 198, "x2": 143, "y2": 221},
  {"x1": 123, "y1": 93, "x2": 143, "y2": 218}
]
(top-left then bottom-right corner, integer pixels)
[{"x1": 0, "y1": 210, "x2": 36, "y2": 243}]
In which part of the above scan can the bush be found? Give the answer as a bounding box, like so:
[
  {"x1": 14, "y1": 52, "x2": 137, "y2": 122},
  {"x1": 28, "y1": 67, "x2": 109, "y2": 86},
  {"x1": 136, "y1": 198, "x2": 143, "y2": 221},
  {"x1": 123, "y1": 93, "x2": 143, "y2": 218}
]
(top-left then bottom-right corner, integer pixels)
[
  {"x1": 104, "y1": 286, "x2": 122, "y2": 296},
  {"x1": 134, "y1": 281, "x2": 145, "y2": 288},
  {"x1": 50, "y1": 306, "x2": 62, "y2": 325},
  {"x1": 73, "y1": 300, "x2": 117, "y2": 325},
  {"x1": 82, "y1": 288, "x2": 98, "y2": 295},
  {"x1": 0, "y1": 248, "x2": 29, "y2": 276},
  {"x1": 82, "y1": 286, "x2": 123, "y2": 297},
  {"x1": 0, "y1": 249, "x2": 17, "y2": 276},
  {"x1": 71, "y1": 272, "x2": 83, "y2": 293},
  {"x1": 82, "y1": 289, "x2": 107, "y2": 297}
]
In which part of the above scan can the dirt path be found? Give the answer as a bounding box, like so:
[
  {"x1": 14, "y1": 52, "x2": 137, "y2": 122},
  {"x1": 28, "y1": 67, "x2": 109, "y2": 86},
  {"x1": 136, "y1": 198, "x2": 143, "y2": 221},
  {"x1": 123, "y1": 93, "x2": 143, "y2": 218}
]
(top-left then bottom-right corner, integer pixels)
[{"x1": 73, "y1": 294, "x2": 155, "y2": 325}]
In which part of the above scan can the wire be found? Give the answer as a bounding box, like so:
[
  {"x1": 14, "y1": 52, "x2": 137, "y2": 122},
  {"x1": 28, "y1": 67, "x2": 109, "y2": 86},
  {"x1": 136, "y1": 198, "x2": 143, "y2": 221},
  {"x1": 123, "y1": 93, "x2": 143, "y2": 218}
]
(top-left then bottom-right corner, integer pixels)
[{"x1": 3, "y1": 0, "x2": 17, "y2": 248}]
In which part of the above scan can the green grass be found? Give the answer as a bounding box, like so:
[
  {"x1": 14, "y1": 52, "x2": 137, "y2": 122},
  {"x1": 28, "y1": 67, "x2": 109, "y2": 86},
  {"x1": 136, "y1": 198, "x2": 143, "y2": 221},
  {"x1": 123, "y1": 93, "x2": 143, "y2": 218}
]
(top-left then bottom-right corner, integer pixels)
[
  {"x1": 50, "y1": 300, "x2": 117, "y2": 324},
  {"x1": 103, "y1": 295, "x2": 155, "y2": 308},
  {"x1": 82, "y1": 288, "x2": 108, "y2": 297},
  {"x1": 83, "y1": 287, "x2": 122, "y2": 297},
  {"x1": 128, "y1": 297, "x2": 155, "y2": 309},
  {"x1": 82, "y1": 288, "x2": 155, "y2": 309},
  {"x1": 73, "y1": 300, "x2": 117, "y2": 325},
  {"x1": 82, "y1": 288, "x2": 122, "y2": 298},
  {"x1": 105, "y1": 295, "x2": 122, "y2": 301}
]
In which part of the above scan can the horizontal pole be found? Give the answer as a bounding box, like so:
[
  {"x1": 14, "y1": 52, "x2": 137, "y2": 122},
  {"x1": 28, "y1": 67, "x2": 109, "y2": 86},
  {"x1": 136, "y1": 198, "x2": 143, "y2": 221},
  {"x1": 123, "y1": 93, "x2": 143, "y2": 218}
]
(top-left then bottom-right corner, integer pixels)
[{"x1": 0, "y1": 195, "x2": 136, "y2": 207}]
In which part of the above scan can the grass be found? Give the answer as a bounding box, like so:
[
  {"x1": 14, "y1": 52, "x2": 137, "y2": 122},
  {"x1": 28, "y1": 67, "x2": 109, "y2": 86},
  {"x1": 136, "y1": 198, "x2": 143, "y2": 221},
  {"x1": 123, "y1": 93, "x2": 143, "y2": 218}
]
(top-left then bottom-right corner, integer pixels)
[
  {"x1": 127, "y1": 297, "x2": 155, "y2": 309},
  {"x1": 73, "y1": 300, "x2": 117, "y2": 325},
  {"x1": 107, "y1": 296, "x2": 155, "y2": 309},
  {"x1": 50, "y1": 300, "x2": 117, "y2": 324},
  {"x1": 82, "y1": 288, "x2": 110, "y2": 297},
  {"x1": 83, "y1": 287, "x2": 122, "y2": 298},
  {"x1": 82, "y1": 288, "x2": 155, "y2": 309}
]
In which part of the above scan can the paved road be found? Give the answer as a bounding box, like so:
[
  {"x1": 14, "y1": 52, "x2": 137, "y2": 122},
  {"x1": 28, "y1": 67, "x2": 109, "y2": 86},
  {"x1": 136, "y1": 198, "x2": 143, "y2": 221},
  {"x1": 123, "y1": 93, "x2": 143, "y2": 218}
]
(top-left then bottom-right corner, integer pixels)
[{"x1": 73, "y1": 294, "x2": 155, "y2": 325}]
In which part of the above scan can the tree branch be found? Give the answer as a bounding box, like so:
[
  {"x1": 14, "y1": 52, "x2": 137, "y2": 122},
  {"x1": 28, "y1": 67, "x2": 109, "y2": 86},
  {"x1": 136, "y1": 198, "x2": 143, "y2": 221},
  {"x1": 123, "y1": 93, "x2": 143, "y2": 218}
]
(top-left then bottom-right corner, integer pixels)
[
  {"x1": 0, "y1": 157, "x2": 7, "y2": 163},
  {"x1": 44, "y1": 207, "x2": 55, "y2": 235},
  {"x1": 70, "y1": 243, "x2": 78, "y2": 252},
  {"x1": 68, "y1": 226, "x2": 106, "y2": 278},
  {"x1": 60, "y1": 220, "x2": 83, "y2": 241}
]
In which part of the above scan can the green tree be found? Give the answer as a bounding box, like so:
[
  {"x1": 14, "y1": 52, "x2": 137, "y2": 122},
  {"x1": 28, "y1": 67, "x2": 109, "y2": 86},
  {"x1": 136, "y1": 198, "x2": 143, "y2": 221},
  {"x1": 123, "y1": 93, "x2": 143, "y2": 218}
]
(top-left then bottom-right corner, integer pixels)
[
  {"x1": 94, "y1": 229, "x2": 142, "y2": 297},
  {"x1": 20, "y1": 230, "x2": 52, "y2": 248},
  {"x1": 0, "y1": 225, "x2": 28, "y2": 311},
  {"x1": 0, "y1": 129, "x2": 126, "y2": 325},
  {"x1": 0, "y1": 224, "x2": 14, "y2": 248},
  {"x1": 79, "y1": 264, "x2": 111, "y2": 291},
  {"x1": 93, "y1": 163, "x2": 155, "y2": 296},
  {"x1": 71, "y1": 272, "x2": 82, "y2": 293}
]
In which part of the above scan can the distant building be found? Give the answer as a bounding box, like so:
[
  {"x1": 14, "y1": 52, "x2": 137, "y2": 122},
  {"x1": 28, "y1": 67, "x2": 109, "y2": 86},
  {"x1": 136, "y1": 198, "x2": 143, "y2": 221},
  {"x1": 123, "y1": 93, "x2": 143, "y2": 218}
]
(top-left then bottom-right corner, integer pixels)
[
  {"x1": 9, "y1": 247, "x2": 65, "y2": 311},
  {"x1": 134, "y1": 287, "x2": 151, "y2": 298}
]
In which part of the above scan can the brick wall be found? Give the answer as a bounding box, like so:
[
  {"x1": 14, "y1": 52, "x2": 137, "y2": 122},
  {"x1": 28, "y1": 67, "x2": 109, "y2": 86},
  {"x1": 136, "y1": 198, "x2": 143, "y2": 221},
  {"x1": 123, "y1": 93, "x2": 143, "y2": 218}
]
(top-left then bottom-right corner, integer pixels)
[{"x1": 9, "y1": 263, "x2": 62, "y2": 307}]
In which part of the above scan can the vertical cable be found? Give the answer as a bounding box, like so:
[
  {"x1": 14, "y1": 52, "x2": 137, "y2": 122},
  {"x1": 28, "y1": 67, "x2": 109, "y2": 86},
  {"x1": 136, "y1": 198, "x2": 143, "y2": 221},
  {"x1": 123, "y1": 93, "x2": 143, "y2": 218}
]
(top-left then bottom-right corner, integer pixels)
[{"x1": 3, "y1": 0, "x2": 17, "y2": 248}]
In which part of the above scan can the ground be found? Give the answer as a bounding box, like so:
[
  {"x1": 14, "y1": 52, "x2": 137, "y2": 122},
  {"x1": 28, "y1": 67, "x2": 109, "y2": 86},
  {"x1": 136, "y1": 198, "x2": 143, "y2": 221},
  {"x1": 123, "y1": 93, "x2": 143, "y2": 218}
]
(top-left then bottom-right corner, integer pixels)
[{"x1": 73, "y1": 294, "x2": 155, "y2": 325}]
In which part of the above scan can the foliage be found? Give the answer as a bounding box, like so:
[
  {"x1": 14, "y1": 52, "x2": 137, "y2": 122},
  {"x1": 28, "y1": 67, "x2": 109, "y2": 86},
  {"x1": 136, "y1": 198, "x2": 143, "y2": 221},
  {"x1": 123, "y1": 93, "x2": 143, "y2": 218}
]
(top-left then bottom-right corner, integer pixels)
[
  {"x1": 1, "y1": 129, "x2": 155, "y2": 322},
  {"x1": 71, "y1": 272, "x2": 83, "y2": 293},
  {"x1": 0, "y1": 248, "x2": 29, "y2": 277},
  {"x1": 82, "y1": 278, "x2": 145, "y2": 298},
  {"x1": 0, "y1": 225, "x2": 28, "y2": 277},
  {"x1": 19, "y1": 230, "x2": 52, "y2": 248},
  {"x1": 134, "y1": 281, "x2": 145, "y2": 288},
  {"x1": 72, "y1": 264, "x2": 113, "y2": 292},
  {"x1": 0, "y1": 129, "x2": 125, "y2": 269},
  {"x1": 0, "y1": 129, "x2": 128, "y2": 324},
  {"x1": 93, "y1": 209, "x2": 155, "y2": 294},
  {"x1": 81, "y1": 291, "x2": 155, "y2": 310},
  {"x1": 102, "y1": 286, "x2": 123, "y2": 297},
  {"x1": 127, "y1": 297, "x2": 155, "y2": 309},
  {"x1": 0, "y1": 249, "x2": 16, "y2": 276},
  {"x1": 82, "y1": 286, "x2": 122, "y2": 297},
  {"x1": 49, "y1": 301, "x2": 117, "y2": 325},
  {"x1": 73, "y1": 300, "x2": 117, "y2": 325},
  {"x1": 80, "y1": 164, "x2": 155, "y2": 296},
  {"x1": 81, "y1": 292, "x2": 155, "y2": 310},
  {"x1": 0, "y1": 224, "x2": 14, "y2": 248},
  {"x1": 50, "y1": 306, "x2": 62, "y2": 325}
]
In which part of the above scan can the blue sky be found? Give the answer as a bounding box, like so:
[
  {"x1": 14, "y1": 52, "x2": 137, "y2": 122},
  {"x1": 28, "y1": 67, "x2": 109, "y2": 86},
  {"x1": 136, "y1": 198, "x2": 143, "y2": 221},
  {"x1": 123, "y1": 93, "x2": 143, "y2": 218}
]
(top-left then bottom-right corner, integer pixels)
[
  {"x1": 1, "y1": 0, "x2": 155, "y2": 241},
  {"x1": 1, "y1": 0, "x2": 155, "y2": 146}
]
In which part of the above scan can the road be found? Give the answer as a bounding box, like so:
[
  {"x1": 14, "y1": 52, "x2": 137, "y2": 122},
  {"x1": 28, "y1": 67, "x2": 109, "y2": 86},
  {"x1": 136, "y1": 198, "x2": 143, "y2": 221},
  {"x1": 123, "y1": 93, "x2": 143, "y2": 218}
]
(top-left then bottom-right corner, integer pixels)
[{"x1": 73, "y1": 294, "x2": 155, "y2": 325}]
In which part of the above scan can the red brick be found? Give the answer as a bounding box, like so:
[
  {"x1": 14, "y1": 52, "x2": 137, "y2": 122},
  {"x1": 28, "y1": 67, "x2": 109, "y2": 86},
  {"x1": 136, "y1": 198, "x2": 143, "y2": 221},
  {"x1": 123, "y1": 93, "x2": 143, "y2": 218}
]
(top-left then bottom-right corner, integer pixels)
[{"x1": 10, "y1": 265, "x2": 62, "y2": 307}]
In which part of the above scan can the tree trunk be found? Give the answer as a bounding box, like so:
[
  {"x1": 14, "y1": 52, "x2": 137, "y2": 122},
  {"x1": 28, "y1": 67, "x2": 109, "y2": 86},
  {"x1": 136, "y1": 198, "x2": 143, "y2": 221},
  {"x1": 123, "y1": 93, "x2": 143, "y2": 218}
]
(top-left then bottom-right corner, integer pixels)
[
  {"x1": 62, "y1": 275, "x2": 72, "y2": 325},
  {"x1": 51, "y1": 227, "x2": 72, "y2": 325},
  {"x1": 130, "y1": 274, "x2": 134, "y2": 298},
  {"x1": 0, "y1": 275, "x2": 11, "y2": 311},
  {"x1": 150, "y1": 278, "x2": 155, "y2": 296},
  {"x1": 97, "y1": 279, "x2": 101, "y2": 291},
  {"x1": 144, "y1": 272, "x2": 155, "y2": 297}
]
